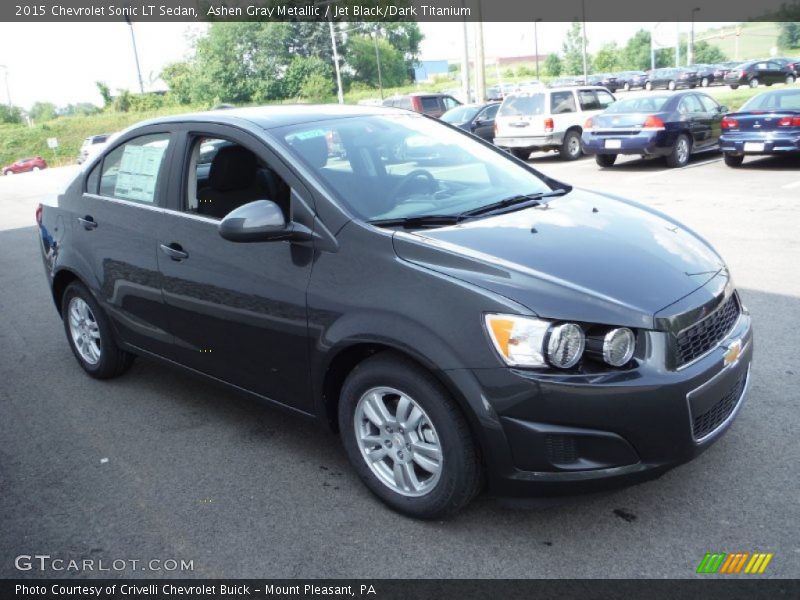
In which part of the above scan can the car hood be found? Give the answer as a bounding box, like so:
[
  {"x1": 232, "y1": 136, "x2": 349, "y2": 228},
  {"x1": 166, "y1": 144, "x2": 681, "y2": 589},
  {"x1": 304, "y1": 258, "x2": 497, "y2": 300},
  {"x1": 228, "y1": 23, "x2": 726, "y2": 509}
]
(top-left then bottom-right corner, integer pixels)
[{"x1": 392, "y1": 189, "x2": 726, "y2": 329}]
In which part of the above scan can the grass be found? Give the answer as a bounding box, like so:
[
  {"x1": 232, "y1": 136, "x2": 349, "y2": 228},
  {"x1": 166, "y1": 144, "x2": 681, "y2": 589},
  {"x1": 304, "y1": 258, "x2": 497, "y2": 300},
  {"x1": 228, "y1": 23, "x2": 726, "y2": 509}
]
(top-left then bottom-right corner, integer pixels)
[{"x1": 697, "y1": 22, "x2": 790, "y2": 62}]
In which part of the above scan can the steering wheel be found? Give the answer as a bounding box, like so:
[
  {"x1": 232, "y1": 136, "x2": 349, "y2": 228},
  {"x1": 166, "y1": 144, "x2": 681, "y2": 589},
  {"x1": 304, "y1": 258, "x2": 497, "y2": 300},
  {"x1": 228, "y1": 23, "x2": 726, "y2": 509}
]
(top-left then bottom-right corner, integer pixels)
[{"x1": 390, "y1": 169, "x2": 437, "y2": 202}]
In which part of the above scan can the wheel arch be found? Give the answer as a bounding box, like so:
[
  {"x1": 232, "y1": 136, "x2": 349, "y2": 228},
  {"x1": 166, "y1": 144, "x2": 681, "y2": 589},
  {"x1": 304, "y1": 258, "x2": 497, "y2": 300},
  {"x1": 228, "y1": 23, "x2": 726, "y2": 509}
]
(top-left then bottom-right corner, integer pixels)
[{"x1": 51, "y1": 268, "x2": 82, "y2": 314}]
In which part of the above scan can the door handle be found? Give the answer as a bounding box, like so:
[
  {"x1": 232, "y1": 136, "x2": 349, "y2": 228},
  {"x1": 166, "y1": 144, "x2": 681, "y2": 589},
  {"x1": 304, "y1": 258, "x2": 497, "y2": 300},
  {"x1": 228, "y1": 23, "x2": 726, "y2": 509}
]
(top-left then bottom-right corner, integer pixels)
[
  {"x1": 160, "y1": 243, "x2": 189, "y2": 261},
  {"x1": 78, "y1": 216, "x2": 97, "y2": 230}
]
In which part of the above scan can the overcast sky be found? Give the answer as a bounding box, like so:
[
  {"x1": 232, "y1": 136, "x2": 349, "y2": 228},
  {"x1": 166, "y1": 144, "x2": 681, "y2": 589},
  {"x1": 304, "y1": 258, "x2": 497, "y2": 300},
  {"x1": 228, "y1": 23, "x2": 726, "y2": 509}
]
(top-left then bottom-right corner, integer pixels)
[{"x1": 0, "y1": 21, "x2": 732, "y2": 109}]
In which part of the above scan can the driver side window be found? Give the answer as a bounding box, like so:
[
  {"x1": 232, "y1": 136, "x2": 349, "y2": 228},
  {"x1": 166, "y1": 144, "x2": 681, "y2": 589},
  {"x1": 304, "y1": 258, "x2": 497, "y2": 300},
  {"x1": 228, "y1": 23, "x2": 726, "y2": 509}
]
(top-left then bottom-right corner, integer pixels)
[{"x1": 184, "y1": 136, "x2": 291, "y2": 221}]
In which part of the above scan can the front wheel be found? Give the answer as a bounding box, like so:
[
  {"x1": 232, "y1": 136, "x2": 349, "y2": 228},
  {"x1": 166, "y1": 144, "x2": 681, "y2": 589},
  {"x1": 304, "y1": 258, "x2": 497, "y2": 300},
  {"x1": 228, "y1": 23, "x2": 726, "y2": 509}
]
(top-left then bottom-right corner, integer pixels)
[
  {"x1": 724, "y1": 153, "x2": 744, "y2": 167},
  {"x1": 701, "y1": 77, "x2": 709, "y2": 87},
  {"x1": 645, "y1": 81, "x2": 652, "y2": 91},
  {"x1": 749, "y1": 78, "x2": 759, "y2": 88},
  {"x1": 730, "y1": 84, "x2": 739, "y2": 90},
  {"x1": 623, "y1": 82, "x2": 631, "y2": 91},
  {"x1": 338, "y1": 352, "x2": 482, "y2": 519},
  {"x1": 560, "y1": 130, "x2": 582, "y2": 161},
  {"x1": 787, "y1": 75, "x2": 796, "y2": 85},
  {"x1": 595, "y1": 153, "x2": 617, "y2": 167},
  {"x1": 666, "y1": 134, "x2": 691, "y2": 168},
  {"x1": 32, "y1": 166, "x2": 41, "y2": 172},
  {"x1": 510, "y1": 147, "x2": 531, "y2": 161},
  {"x1": 668, "y1": 80, "x2": 677, "y2": 91},
  {"x1": 62, "y1": 281, "x2": 134, "y2": 379}
]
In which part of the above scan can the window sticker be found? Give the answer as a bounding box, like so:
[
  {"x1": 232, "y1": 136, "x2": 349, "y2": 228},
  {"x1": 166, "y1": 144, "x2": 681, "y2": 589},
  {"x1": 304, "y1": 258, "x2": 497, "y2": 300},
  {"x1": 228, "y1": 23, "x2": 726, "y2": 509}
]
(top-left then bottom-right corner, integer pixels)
[{"x1": 114, "y1": 144, "x2": 167, "y2": 203}]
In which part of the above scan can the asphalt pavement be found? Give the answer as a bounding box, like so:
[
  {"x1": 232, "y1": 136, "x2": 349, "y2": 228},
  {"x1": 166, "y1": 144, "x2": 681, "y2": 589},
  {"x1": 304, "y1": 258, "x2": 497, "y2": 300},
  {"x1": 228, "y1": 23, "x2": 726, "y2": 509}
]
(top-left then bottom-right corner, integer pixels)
[{"x1": 1, "y1": 152, "x2": 799, "y2": 579}]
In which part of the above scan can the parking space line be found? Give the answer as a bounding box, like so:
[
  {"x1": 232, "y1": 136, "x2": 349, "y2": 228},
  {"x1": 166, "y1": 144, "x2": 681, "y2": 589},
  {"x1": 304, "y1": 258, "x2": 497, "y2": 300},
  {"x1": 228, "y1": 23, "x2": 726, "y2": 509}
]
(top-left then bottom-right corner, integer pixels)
[
  {"x1": 781, "y1": 180, "x2": 800, "y2": 190},
  {"x1": 623, "y1": 156, "x2": 722, "y2": 183}
]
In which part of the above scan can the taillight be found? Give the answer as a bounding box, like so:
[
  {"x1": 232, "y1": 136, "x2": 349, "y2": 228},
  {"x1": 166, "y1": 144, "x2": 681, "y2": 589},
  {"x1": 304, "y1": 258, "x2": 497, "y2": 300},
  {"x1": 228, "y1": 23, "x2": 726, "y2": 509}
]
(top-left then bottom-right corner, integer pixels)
[
  {"x1": 721, "y1": 117, "x2": 738, "y2": 129},
  {"x1": 642, "y1": 115, "x2": 665, "y2": 129},
  {"x1": 778, "y1": 116, "x2": 800, "y2": 126},
  {"x1": 544, "y1": 117, "x2": 554, "y2": 133},
  {"x1": 35, "y1": 205, "x2": 43, "y2": 225},
  {"x1": 584, "y1": 118, "x2": 594, "y2": 130},
  {"x1": 740, "y1": 70, "x2": 747, "y2": 77}
]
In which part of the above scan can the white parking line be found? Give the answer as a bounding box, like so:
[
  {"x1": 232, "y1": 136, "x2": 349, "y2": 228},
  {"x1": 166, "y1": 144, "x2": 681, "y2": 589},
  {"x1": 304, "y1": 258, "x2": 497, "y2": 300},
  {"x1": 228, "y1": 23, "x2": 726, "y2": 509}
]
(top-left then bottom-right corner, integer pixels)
[
  {"x1": 623, "y1": 156, "x2": 722, "y2": 183},
  {"x1": 781, "y1": 180, "x2": 800, "y2": 190}
]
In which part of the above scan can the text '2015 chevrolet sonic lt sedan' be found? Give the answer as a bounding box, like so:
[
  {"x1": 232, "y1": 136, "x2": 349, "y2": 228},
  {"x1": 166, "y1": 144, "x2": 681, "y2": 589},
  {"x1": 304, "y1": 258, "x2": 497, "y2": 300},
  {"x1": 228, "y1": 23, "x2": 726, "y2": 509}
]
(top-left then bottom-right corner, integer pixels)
[{"x1": 37, "y1": 105, "x2": 753, "y2": 519}]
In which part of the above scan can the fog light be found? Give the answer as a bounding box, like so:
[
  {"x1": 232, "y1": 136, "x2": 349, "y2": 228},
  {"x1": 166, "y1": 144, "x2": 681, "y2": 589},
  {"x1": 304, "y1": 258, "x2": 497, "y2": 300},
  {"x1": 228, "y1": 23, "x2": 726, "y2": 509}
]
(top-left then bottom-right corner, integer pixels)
[
  {"x1": 546, "y1": 323, "x2": 585, "y2": 369},
  {"x1": 603, "y1": 328, "x2": 635, "y2": 366}
]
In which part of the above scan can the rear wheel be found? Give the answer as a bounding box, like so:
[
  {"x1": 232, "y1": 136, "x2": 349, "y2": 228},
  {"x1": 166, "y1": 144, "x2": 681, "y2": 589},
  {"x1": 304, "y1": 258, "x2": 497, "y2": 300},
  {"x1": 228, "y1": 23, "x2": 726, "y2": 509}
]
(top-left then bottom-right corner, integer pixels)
[
  {"x1": 666, "y1": 134, "x2": 691, "y2": 168},
  {"x1": 787, "y1": 75, "x2": 797, "y2": 85},
  {"x1": 749, "y1": 78, "x2": 759, "y2": 88},
  {"x1": 510, "y1": 148, "x2": 531, "y2": 161},
  {"x1": 668, "y1": 80, "x2": 677, "y2": 91},
  {"x1": 4, "y1": 170, "x2": 12, "y2": 176},
  {"x1": 560, "y1": 130, "x2": 582, "y2": 161},
  {"x1": 595, "y1": 154, "x2": 617, "y2": 167},
  {"x1": 724, "y1": 153, "x2": 744, "y2": 167},
  {"x1": 645, "y1": 81, "x2": 652, "y2": 91},
  {"x1": 701, "y1": 77, "x2": 710, "y2": 87},
  {"x1": 338, "y1": 352, "x2": 482, "y2": 519},
  {"x1": 62, "y1": 281, "x2": 134, "y2": 379},
  {"x1": 623, "y1": 82, "x2": 631, "y2": 91},
  {"x1": 729, "y1": 84, "x2": 739, "y2": 90},
  {"x1": 32, "y1": 166, "x2": 41, "y2": 172}
]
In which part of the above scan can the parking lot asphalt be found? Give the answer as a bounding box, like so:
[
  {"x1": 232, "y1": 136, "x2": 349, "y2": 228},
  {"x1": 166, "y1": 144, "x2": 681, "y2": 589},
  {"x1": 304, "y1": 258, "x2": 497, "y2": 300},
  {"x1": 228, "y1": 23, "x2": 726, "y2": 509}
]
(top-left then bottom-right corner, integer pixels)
[{"x1": 1, "y1": 153, "x2": 799, "y2": 579}]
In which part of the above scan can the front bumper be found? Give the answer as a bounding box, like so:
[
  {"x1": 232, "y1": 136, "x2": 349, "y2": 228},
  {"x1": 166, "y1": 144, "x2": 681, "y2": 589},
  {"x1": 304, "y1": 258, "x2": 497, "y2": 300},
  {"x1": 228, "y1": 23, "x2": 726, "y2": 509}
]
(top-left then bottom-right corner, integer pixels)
[
  {"x1": 446, "y1": 311, "x2": 753, "y2": 498},
  {"x1": 720, "y1": 132, "x2": 800, "y2": 154}
]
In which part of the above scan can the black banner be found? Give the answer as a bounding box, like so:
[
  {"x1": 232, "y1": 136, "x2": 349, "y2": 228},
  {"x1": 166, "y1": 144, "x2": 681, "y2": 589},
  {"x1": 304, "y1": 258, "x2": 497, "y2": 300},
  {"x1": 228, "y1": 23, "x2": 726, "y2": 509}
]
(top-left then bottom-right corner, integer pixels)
[
  {"x1": 2, "y1": 0, "x2": 800, "y2": 22},
  {"x1": 3, "y1": 579, "x2": 800, "y2": 600}
]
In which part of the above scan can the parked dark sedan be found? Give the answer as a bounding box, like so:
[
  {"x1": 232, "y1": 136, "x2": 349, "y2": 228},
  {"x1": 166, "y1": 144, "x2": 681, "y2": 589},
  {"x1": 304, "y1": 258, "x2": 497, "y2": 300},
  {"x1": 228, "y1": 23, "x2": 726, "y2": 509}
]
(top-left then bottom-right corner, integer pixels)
[
  {"x1": 691, "y1": 64, "x2": 722, "y2": 87},
  {"x1": 725, "y1": 60, "x2": 796, "y2": 88},
  {"x1": 587, "y1": 73, "x2": 620, "y2": 92},
  {"x1": 615, "y1": 71, "x2": 648, "y2": 91},
  {"x1": 645, "y1": 67, "x2": 699, "y2": 91},
  {"x1": 38, "y1": 105, "x2": 752, "y2": 519},
  {"x1": 720, "y1": 88, "x2": 800, "y2": 166},
  {"x1": 582, "y1": 92, "x2": 727, "y2": 167},
  {"x1": 3, "y1": 155, "x2": 47, "y2": 175},
  {"x1": 441, "y1": 102, "x2": 500, "y2": 142}
]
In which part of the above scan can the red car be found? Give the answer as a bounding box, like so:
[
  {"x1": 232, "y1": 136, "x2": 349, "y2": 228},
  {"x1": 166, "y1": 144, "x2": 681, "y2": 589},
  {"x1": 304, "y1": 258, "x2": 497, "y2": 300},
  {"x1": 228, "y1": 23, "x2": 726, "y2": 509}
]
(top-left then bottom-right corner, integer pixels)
[{"x1": 2, "y1": 156, "x2": 48, "y2": 175}]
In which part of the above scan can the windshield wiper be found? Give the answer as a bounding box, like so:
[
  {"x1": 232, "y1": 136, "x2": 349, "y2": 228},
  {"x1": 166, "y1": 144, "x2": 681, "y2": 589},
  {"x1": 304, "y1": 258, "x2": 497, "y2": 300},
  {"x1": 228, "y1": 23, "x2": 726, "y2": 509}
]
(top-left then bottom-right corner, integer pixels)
[
  {"x1": 368, "y1": 214, "x2": 466, "y2": 229},
  {"x1": 460, "y1": 188, "x2": 569, "y2": 218}
]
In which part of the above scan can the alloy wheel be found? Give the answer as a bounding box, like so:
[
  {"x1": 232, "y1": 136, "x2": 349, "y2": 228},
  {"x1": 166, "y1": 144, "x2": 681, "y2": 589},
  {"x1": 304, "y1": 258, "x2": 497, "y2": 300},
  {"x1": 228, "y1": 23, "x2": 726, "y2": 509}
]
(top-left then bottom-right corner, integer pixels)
[
  {"x1": 353, "y1": 386, "x2": 443, "y2": 497},
  {"x1": 68, "y1": 297, "x2": 102, "y2": 365},
  {"x1": 676, "y1": 138, "x2": 690, "y2": 165}
]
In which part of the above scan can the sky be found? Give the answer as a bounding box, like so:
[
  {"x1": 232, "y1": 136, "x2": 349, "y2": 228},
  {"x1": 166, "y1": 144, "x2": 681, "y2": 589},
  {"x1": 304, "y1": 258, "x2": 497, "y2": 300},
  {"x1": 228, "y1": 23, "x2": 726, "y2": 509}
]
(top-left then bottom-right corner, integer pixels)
[{"x1": 0, "y1": 21, "x2": 732, "y2": 109}]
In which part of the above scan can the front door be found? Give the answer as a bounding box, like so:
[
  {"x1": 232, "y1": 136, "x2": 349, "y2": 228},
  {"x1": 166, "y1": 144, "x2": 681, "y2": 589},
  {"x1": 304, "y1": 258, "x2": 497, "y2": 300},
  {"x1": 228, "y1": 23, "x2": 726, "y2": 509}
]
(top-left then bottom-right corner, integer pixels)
[{"x1": 156, "y1": 126, "x2": 315, "y2": 412}]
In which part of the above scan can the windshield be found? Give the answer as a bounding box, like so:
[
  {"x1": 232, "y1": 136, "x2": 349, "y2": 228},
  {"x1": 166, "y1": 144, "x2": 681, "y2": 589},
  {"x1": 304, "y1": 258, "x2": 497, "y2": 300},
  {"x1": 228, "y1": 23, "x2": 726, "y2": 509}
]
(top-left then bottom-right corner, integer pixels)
[
  {"x1": 498, "y1": 94, "x2": 545, "y2": 117},
  {"x1": 741, "y1": 90, "x2": 800, "y2": 111},
  {"x1": 604, "y1": 96, "x2": 671, "y2": 113},
  {"x1": 441, "y1": 105, "x2": 480, "y2": 124},
  {"x1": 274, "y1": 114, "x2": 554, "y2": 223}
]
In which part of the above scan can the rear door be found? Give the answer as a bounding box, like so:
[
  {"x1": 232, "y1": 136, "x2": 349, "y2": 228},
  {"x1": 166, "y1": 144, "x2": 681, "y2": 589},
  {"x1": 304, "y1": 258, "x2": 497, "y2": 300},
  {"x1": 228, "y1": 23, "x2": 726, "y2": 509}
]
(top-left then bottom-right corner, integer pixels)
[
  {"x1": 576, "y1": 88, "x2": 616, "y2": 122},
  {"x1": 473, "y1": 104, "x2": 499, "y2": 140},
  {"x1": 697, "y1": 94, "x2": 724, "y2": 146},
  {"x1": 767, "y1": 61, "x2": 785, "y2": 83},
  {"x1": 76, "y1": 129, "x2": 175, "y2": 355},
  {"x1": 550, "y1": 90, "x2": 579, "y2": 135},
  {"x1": 677, "y1": 94, "x2": 710, "y2": 148}
]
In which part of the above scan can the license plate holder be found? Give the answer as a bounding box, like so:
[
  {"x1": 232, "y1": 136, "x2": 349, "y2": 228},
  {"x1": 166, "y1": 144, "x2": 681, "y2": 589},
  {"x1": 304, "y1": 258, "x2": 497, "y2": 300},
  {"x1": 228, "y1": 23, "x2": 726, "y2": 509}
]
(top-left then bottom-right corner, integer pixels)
[
  {"x1": 744, "y1": 142, "x2": 765, "y2": 152},
  {"x1": 605, "y1": 139, "x2": 622, "y2": 149}
]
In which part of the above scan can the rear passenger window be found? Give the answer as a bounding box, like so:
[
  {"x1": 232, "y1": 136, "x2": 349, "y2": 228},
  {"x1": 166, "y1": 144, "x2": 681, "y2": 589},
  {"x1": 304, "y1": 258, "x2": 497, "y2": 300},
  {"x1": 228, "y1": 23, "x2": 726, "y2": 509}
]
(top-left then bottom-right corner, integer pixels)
[
  {"x1": 698, "y1": 95, "x2": 719, "y2": 112},
  {"x1": 421, "y1": 97, "x2": 441, "y2": 113},
  {"x1": 678, "y1": 95, "x2": 703, "y2": 114},
  {"x1": 596, "y1": 90, "x2": 616, "y2": 108},
  {"x1": 98, "y1": 134, "x2": 170, "y2": 204},
  {"x1": 577, "y1": 90, "x2": 602, "y2": 111},
  {"x1": 550, "y1": 91, "x2": 577, "y2": 114}
]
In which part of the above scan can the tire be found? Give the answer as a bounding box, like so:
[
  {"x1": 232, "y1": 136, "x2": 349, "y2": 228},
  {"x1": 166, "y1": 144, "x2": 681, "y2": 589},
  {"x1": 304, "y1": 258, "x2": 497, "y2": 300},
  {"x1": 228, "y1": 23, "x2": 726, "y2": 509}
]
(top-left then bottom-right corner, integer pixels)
[
  {"x1": 689, "y1": 84, "x2": 697, "y2": 89},
  {"x1": 787, "y1": 75, "x2": 796, "y2": 85},
  {"x1": 666, "y1": 134, "x2": 691, "y2": 168},
  {"x1": 701, "y1": 77, "x2": 709, "y2": 87},
  {"x1": 32, "y1": 166, "x2": 41, "y2": 172},
  {"x1": 62, "y1": 281, "x2": 134, "y2": 379},
  {"x1": 645, "y1": 81, "x2": 652, "y2": 91},
  {"x1": 4, "y1": 170, "x2": 12, "y2": 176},
  {"x1": 560, "y1": 130, "x2": 582, "y2": 161},
  {"x1": 595, "y1": 153, "x2": 617, "y2": 167},
  {"x1": 749, "y1": 78, "x2": 759, "y2": 88},
  {"x1": 730, "y1": 84, "x2": 739, "y2": 90},
  {"x1": 338, "y1": 352, "x2": 482, "y2": 519},
  {"x1": 668, "y1": 80, "x2": 677, "y2": 91},
  {"x1": 623, "y1": 82, "x2": 631, "y2": 91},
  {"x1": 724, "y1": 153, "x2": 744, "y2": 167},
  {"x1": 510, "y1": 147, "x2": 531, "y2": 161}
]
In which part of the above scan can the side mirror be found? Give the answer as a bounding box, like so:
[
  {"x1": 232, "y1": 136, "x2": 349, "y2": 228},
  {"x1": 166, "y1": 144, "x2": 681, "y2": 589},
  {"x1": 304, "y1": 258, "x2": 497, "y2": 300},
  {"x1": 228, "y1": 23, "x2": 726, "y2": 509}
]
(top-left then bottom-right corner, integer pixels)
[
  {"x1": 718, "y1": 105, "x2": 729, "y2": 113},
  {"x1": 218, "y1": 200, "x2": 311, "y2": 243}
]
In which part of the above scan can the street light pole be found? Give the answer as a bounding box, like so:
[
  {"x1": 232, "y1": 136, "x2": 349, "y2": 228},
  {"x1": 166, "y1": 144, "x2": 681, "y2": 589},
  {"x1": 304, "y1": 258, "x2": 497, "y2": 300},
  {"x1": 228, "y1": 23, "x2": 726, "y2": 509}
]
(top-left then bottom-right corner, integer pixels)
[
  {"x1": 534, "y1": 18, "x2": 542, "y2": 80},
  {"x1": 373, "y1": 27, "x2": 384, "y2": 100},
  {"x1": 0, "y1": 65, "x2": 11, "y2": 106},
  {"x1": 328, "y1": 20, "x2": 345, "y2": 104},
  {"x1": 581, "y1": 0, "x2": 588, "y2": 83},
  {"x1": 689, "y1": 7, "x2": 701, "y2": 66},
  {"x1": 124, "y1": 16, "x2": 145, "y2": 94}
]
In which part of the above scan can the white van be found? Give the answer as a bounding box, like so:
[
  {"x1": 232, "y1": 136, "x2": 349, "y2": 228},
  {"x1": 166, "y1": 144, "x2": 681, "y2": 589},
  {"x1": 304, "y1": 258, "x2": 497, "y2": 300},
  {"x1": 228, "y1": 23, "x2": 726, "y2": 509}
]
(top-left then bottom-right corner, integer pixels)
[{"x1": 494, "y1": 86, "x2": 616, "y2": 160}]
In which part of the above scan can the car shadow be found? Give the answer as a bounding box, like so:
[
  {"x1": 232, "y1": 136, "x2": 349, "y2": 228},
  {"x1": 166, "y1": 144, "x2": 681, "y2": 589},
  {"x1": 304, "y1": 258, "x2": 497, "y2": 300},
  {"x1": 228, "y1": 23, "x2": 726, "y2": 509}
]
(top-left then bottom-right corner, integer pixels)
[{"x1": 731, "y1": 154, "x2": 800, "y2": 170}]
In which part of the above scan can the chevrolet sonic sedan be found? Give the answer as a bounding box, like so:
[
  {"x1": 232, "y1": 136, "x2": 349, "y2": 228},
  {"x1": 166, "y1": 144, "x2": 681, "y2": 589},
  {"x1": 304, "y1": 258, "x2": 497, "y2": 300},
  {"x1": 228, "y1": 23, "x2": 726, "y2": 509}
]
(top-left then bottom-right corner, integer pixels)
[
  {"x1": 583, "y1": 92, "x2": 727, "y2": 168},
  {"x1": 720, "y1": 88, "x2": 800, "y2": 166},
  {"x1": 37, "y1": 105, "x2": 753, "y2": 519}
]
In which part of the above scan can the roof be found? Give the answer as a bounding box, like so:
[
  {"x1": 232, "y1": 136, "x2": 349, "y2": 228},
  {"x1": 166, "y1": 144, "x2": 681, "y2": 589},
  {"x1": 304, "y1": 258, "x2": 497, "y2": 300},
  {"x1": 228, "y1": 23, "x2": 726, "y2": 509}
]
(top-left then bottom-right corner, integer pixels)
[{"x1": 137, "y1": 104, "x2": 401, "y2": 130}]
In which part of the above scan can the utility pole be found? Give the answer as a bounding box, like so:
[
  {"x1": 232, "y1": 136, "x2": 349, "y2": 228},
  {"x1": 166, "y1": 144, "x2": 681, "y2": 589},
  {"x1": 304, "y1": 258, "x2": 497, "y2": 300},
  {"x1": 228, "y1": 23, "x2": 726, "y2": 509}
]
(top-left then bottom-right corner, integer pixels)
[
  {"x1": 474, "y1": 17, "x2": 486, "y2": 102},
  {"x1": 675, "y1": 22, "x2": 681, "y2": 68},
  {"x1": 534, "y1": 19, "x2": 542, "y2": 80},
  {"x1": 372, "y1": 27, "x2": 384, "y2": 100},
  {"x1": 0, "y1": 65, "x2": 11, "y2": 106},
  {"x1": 689, "y1": 7, "x2": 701, "y2": 66},
  {"x1": 124, "y1": 16, "x2": 145, "y2": 94},
  {"x1": 328, "y1": 20, "x2": 345, "y2": 104},
  {"x1": 581, "y1": 1, "x2": 588, "y2": 83},
  {"x1": 460, "y1": 7, "x2": 470, "y2": 103}
]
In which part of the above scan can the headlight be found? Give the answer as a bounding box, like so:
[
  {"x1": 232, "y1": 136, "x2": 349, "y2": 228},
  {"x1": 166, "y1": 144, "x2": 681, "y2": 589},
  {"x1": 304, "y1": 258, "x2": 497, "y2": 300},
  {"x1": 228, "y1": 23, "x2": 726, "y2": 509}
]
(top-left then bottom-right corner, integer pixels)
[
  {"x1": 603, "y1": 327, "x2": 636, "y2": 366},
  {"x1": 484, "y1": 314, "x2": 585, "y2": 369}
]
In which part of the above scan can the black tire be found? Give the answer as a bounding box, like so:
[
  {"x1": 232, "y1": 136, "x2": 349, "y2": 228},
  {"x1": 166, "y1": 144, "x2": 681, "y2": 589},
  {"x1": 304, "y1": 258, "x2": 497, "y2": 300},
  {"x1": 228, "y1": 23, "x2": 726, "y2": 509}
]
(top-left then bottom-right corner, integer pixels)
[
  {"x1": 338, "y1": 352, "x2": 482, "y2": 519},
  {"x1": 61, "y1": 281, "x2": 134, "y2": 379},
  {"x1": 724, "y1": 153, "x2": 744, "y2": 167},
  {"x1": 787, "y1": 75, "x2": 796, "y2": 85},
  {"x1": 645, "y1": 81, "x2": 652, "y2": 91},
  {"x1": 749, "y1": 78, "x2": 759, "y2": 89},
  {"x1": 595, "y1": 153, "x2": 617, "y2": 167},
  {"x1": 510, "y1": 147, "x2": 531, "y2": 161},
  {"x1": 665, "y1": 133, "x2": 692, "y2": 168},
  {"x1": 623, "y1": 82, "x2": 631, "y2": 91},
  {"x1": 668, "y1": 80, "x2": 677, "y2": 91},
  {"x1": 730, "y1": 84, "x2": 739, "y2": 90},
  {"x1": 701, "y1": 77, "x2": 709, "y2": 87},
  {"x1": 560, "y1": 130, "x2": 582, "y2": 161}
]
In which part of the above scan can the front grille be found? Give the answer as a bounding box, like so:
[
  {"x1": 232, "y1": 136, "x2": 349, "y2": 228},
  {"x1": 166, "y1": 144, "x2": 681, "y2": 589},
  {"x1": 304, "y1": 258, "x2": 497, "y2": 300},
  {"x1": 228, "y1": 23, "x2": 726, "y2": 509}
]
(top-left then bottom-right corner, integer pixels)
[
  {"x1": 692, "y1": 374, "x2": 747, "y2": 440},
  {"x1": 676, "y1": 294, "x2": 741, "y2": 367},
  {"x1": 545, "y1": 435, "x2": 578, "y2": 465}
]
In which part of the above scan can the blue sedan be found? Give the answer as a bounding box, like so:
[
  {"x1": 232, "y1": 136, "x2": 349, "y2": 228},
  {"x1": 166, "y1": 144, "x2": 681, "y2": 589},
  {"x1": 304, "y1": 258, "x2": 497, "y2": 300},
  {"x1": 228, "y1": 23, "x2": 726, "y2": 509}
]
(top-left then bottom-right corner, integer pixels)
[
  {"x1": 720, "y1": 88, "x2": 800, "y2": 167},
  {"x1": 582, "y1": 92, "x2": 727, "y2": 168}
]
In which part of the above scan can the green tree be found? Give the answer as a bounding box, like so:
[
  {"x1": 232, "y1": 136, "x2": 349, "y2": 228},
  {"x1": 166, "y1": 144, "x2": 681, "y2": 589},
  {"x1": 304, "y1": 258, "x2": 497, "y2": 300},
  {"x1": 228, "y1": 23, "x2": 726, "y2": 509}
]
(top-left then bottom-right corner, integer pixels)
[
  {"x1": 96, "y1": 81, "x2": 113, "y2": 108},
  {"x1": 300, "y1": 73, "x2": 334, "y2": 102},
  {"x1": 692, "y1": 41, "x2": 727, "y2": 64},
  {"x1": 594, "y1": 42, "x2": 620, "y2": 72},
  {"x1": 29, "y1": 102, "x2": 58, "y2": 122},
  {"x1": 283, "y1": 56, "x2": 331, "y2": 99},
  {"x1": 0, "y1": 104, "x2": 23, "y2": 124},
  {"x1": 544, "y1": 53, "x2": 562, "y2": 77},
  {"x1": 161, "y1": 61, "x2": 196, "y2": 104},
  {"x1": 58, "y1": 103, "x2": 99, "y2": 117},
  {"x1": 113, "y1": 89, "x2": 131, "y2": 112},
  {"x1": 562, "y1": 20, "x2": 589, "y2": 75},
  {"x1": 621, "y1": 29, "x2": 654, "y2": 71},
  {"x1": 778, "y1": 22, "x2": 800, "y2": 50},
  {"x1": 353, "y1": 22, "x2": 423, "y2": 75},
  {"x1": 346, "y1": 34, "x2": 408, "y2": 88}
]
